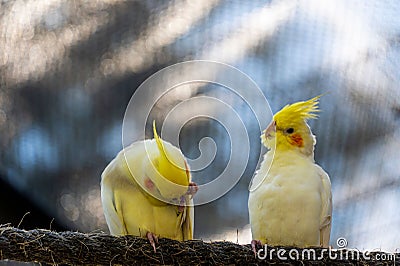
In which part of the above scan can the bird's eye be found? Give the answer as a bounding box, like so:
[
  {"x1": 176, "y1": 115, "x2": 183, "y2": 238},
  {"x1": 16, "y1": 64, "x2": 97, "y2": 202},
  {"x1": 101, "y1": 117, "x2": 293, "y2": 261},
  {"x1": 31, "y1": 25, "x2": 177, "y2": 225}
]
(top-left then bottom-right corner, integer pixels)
[{"x1": 286, "y1": 128, "x2": 294, "y2": 134}]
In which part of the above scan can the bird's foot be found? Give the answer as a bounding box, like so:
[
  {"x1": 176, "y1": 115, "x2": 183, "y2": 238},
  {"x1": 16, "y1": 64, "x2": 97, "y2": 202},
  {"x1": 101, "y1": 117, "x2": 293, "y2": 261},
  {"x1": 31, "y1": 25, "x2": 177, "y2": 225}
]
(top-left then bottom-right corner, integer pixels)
[
  {"x1": 186, "y1": 182, "x2": 198, "y2": 197},
  {"x1": 178, "y1": 196, "x2": 186, "y2": 213},
  {"x1": 251, "y1": 239, "x2": 262, "y2": 257},
  {"x1": 176, "y1": 182, "x2": 198, "y2": 213},
  {"x1": 146, "y1": 232, "x2": 158, "y2": 252}
]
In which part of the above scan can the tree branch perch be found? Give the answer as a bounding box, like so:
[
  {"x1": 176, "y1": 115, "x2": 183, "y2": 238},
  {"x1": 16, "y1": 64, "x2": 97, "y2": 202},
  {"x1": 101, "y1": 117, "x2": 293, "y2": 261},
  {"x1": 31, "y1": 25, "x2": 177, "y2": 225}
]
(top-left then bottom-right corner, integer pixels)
[{"x1": 0, "y1": 225, "x2": 398, "y2": 265}]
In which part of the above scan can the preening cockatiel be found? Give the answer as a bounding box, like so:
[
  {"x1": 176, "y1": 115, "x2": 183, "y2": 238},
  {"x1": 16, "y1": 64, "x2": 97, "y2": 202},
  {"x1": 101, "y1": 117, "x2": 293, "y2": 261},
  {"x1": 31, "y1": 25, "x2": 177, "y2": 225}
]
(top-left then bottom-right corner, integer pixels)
[
  {"x1": 248, "y1": 95, "x2": 332, "y2": 254},
  {"x1": 101, "y1": 121, "x2": 198, "y2": 251}
]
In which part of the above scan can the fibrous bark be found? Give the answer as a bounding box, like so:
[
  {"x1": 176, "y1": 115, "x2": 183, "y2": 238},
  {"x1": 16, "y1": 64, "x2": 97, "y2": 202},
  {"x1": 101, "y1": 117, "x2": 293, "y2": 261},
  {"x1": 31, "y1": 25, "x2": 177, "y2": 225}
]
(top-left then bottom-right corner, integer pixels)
[{"x1": 0, "y1": 225, "x2": 398, "y2": 265}]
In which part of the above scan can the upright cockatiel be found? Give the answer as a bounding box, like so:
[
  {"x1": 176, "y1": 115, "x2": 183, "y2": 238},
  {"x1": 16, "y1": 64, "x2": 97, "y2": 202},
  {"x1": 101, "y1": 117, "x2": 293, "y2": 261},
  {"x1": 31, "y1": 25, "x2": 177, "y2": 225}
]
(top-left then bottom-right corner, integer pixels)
[
  {"x1": 248, "y1": 95, "x2": 332, "y2": 254},
  {"x1": 101, "y1": 121, "x2": 198, "y2": 251}
]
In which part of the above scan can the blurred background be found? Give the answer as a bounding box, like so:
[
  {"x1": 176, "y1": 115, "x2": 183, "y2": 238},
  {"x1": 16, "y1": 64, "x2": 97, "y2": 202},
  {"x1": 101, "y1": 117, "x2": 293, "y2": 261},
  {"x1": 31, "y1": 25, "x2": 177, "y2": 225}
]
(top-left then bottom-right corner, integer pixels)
[{"x1": 0, "y1": 0, "x2": 399, "y2": 253}]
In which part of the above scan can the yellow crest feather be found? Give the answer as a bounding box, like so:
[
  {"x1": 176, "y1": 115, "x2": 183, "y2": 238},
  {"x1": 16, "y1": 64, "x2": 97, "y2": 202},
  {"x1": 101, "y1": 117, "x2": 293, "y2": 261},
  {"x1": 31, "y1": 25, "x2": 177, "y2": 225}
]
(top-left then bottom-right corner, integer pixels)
[
  {"x1": 153, "y1": 120, "x2": 168, "y2": 161},
  {"x1": 273, "y1": 95, "x2": 321, "y2": 125}
]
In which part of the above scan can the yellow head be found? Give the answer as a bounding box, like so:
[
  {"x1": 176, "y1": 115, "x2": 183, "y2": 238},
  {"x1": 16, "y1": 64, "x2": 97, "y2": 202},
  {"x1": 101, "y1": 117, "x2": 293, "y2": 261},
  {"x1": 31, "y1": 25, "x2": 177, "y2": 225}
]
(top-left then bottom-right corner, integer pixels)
[
  {"x1": 147, "y1": 121, "x2": 190, "y2": 201},
  {"x1": 262, "y1": 95, "x2": 321, "y2": 156}
]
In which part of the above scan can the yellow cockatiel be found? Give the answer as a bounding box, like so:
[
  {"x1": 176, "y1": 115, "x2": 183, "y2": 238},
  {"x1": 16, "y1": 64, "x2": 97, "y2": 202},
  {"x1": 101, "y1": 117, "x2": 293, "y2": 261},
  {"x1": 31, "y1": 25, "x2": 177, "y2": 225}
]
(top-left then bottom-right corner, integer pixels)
[
  {"x1": 248, "y1": 96, "x2": 332, "y2": 253},
  {"x1": 101, "y1": 121, "x2": 197, "y2": 251}
]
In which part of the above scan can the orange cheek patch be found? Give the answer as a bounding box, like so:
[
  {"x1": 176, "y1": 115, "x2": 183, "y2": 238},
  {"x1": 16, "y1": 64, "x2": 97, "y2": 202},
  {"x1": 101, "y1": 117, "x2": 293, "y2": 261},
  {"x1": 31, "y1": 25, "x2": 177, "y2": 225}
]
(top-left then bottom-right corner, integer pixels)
[
  {"x1": 145, "y1": 178, "x2": 155, "y2": 190},
  {"x1": 289, "y1": 133, "x2": 303, "y2": 147}
]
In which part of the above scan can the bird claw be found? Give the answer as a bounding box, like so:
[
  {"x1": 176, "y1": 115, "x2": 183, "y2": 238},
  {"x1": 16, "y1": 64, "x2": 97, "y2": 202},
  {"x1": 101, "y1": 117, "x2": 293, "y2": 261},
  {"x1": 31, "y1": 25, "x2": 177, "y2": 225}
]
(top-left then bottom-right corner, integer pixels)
[
  {"x1": 176, "y1": 183, "x2": 198, "y2": 213},
  {"x1": 176, "y1": 182, "x2": 198, "y2": 213},
  {"x1": 186, "y1": 182, "x2": 198, "y2": 196},
  {"x1": 146, "y1": 232, "x2": 158, "y2": 253},
  {"x1": 178, "y1": 196, "x2": 186, "y2": 213},
  {"x1": 251, "y1": 239, "x2": 262, "y2": 257}
]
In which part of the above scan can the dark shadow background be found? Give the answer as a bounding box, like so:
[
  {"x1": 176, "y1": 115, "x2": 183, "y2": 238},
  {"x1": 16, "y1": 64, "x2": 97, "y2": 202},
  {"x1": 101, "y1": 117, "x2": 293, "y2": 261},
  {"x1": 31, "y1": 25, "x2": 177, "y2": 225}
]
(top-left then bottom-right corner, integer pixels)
[{"x1": 0, "y1": 0, "x2": 399, "y2": 251}]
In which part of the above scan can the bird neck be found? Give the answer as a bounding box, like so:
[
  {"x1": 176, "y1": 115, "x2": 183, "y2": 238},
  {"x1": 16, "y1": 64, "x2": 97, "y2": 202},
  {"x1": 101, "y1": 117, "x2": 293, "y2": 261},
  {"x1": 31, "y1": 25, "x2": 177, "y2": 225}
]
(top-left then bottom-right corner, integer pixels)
[{"x1": 267, "y1": 146, "x2": 315, "y2": 164}]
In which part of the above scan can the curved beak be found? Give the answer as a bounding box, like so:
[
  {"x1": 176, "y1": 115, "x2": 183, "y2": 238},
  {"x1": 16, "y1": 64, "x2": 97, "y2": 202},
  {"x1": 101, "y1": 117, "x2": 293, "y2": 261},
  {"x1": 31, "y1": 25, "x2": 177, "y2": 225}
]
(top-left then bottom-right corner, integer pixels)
[{"x1": 264, "y1": 121, "x2": 276, "y2": 139}]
